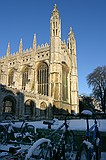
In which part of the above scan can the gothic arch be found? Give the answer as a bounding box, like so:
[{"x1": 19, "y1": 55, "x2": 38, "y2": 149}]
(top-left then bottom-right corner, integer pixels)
[
  {"x1": 24, "y1": 99, "x2": 35, "y2": 117},
  {"x1": 21, "y1": 66, "x2": 29, "y2": 90},
  {"x1": 37, "y1": 62, "x2": 49, "y2": 95},
  {"x1": 2, "y1": 95, "x2": 16, "y2": 116},
  {"x1": 8, "y1": 68, "x2": 15, "y2": 86},
  {"x1": 40, "y1": 101, "x2": 47, "y2": 118},
  {"x1": 21, "y1": 64, "x2": 31, "y2": 73},
  {"x1": 62, "y1": 62, "x2": 69, "y2": 72}
]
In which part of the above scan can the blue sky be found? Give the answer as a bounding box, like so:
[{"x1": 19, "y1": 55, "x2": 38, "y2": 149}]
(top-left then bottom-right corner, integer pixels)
[{"x1": 0, "y1": 0, "x2": 106, "y2": 95}]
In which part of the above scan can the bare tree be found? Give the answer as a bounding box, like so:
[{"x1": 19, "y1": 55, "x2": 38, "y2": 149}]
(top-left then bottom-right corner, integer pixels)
[{"x1": 87, "y1": 66, "x2": 106, "y2": 113}]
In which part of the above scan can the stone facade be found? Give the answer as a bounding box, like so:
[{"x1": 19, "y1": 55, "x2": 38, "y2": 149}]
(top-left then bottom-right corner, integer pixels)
[{"x1": 0, "y1": 5, "x2": 79, "y2": 120}]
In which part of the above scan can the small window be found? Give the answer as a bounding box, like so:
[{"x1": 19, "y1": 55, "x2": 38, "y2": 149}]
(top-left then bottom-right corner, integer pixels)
[
  {"x1": 56, "y1": 21, "x2": 57, "y2": 27},
  {"x1": 56, "y1": 29, "x2": 57, "y2": 35}
]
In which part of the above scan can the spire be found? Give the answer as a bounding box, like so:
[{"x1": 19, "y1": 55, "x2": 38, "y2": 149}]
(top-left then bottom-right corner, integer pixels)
[
  {"x1": 6, "y1": 42, "x2": 10, "y2": 57},
  {"x1": 52, "y1": 4, "x2": 59, "y2": 17},
  {"x1": 69, "y1": 27, "x2": 72, "y2": 35},
  {"x1": 50, "y1": 4, "x2": 61, "y2": 38},
  {"x1": 53, "y1": 4, "x2": 57, "y2": 12},
  {"x1": 19, "y1": 38, "x2": 23, "y2": 53},
  {"x1": 69, "y1": 27, "x2": 75, "y2": 42},
  {"x1": 68, "y1": 27, "x2": 76, "y2": 51},
  {"x1": 33, "y1": 34, "x2": 36, "y2": 51},
  {"x1": 68, "y1": 27, "x2": 74, "y2": 38}
]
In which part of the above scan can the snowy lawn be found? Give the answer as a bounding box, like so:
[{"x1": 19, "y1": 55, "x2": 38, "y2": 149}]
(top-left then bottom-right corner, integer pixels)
[
  {"x1": 1, "y1": 118, "x2": 105, "y2": 131},
  {"x1": 23, "y1": 119, "x2": 106, "y2": 132}
]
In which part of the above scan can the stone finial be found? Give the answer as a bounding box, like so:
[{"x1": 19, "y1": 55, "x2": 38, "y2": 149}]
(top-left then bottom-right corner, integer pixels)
[
  {"x1": 68, "y1": 27, "x2": 72, "y2": 36},
  {"x1": 70, "y1": 27, "x2": 72, "y2": 33},
  {"x1": 68, "y1": 26, "x2": 75, "y2": 39},
  {"x1": 33, "y1": 34, "x2": 36, "y2": 51},
  {"x1": 19, "y1": 38, "x2": 23, "y2": 53},
  {"x1": 6, "y1": 42, "x2": 10, "y2": 57},
  {"x1": 52, "y1": 4, "x2": 59, "y2": 14},
  {"x1": 54, "y1": 4, "x2": 57, "y2": 10}
]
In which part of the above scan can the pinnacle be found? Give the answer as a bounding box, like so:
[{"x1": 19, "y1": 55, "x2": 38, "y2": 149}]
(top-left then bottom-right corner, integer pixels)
[{"x1": 52, "y1": 4, "x2": 58, "y2": 13}]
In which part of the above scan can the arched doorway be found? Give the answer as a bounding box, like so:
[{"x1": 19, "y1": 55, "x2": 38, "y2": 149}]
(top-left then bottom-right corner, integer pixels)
[
  {"x1": 40, "y1": 102, "x2": 47, "y2": 119},
  {"x1": 2, "y1": 95, "x2": 16, "y2": 116},
  {"x1": 24, "y1": 99, "x2": 35, "y2": 117}
]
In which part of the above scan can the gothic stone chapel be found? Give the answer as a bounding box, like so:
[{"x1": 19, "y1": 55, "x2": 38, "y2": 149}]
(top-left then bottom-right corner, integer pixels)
[{"x1": 0, "y1": 5, "x2": 79, "y2": 120}]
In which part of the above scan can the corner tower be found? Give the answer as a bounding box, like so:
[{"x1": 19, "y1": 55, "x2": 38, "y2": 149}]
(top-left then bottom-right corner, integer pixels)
[
  {"x1": 68, "y1": 27, "x2": 79, "y2": 113},
  {"x1": 49, "y1": 4, "x2": 62, "y2": 108},
  {"x1": 50, "y1": 4, "x2": 61, "y2": 39}
]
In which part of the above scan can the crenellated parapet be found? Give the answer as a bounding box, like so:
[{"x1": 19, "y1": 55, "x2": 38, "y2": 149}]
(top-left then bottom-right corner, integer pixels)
[
  {"x1": 37, "y1": 42, "x2": 49, "y2": 50},
  {"x1": 0, "y1": 33, "x2": 51, "y2": 65}
]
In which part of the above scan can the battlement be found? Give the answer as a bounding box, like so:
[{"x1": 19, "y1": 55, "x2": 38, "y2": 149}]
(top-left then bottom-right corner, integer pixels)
[
  {"x1": 0, "y1": 41, "x2": 50, "y2": 61},
  {"x1": 37, "y1": 43, "x2": 49, "y2": 49}
]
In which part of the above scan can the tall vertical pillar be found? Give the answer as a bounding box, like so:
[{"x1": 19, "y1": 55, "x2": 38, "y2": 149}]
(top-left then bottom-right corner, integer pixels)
[
  {"x1": 49, "y1": 4, "x2": 62, "y2": 108},
  {"x1": 68, "y1": 27, "x2": 79, "y2": 113}
]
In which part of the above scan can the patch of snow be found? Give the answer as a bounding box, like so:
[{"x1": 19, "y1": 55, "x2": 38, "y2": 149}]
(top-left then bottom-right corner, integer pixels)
[
  {"x1": 96, "y1": 138, "x2": 100, "y2": 146},
  {"x1": 81, "y1": 110, "x2": 92, "y2": 116},
  {"x1": 83, "y1": 140, "x2": 93, "y2": 149},
  {"x1": 25, "y1": 138, "x2": 51, "y2": 160},
  {"x1": 0, "y1": 152, "x2": 8, "y2": 158},
  {"x1": 53, "y1": 118, "x2": 59, "y2": 125}
]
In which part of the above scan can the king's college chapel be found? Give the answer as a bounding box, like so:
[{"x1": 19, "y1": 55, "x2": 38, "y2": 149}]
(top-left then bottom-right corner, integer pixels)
[{"x1": 0, "y1": 5, "x2": 79, "y2": 120}]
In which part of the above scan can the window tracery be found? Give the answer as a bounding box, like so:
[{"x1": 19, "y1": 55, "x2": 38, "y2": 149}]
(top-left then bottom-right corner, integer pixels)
[
  {"x1": 38, "y1": 62, "x2": 49, "y2": 95},
  {"x1": 22, "y1": 68, "x2": 29, "y2": 90},
  {"x1": 8, "y1": 70, "x2": 14, "y2": 86}
]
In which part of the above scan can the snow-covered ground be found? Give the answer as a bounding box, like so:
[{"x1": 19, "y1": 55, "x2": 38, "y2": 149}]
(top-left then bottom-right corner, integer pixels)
[{"x1": 3, "y1": 118, "x2": 105, "y2": 132}]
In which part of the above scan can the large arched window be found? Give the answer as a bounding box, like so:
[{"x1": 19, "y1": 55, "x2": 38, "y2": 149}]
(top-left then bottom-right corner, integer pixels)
[
  {"x1": 8, "y1": 70, "x2": 14, "y2": 86},
  {"x1": 62, "y1": 63, "x2": 68, "y2": 101},
  {"x1": 22, "y1": 68, "x2": 29, "y2": 90},
  {"x1": 38, "y1": 62, "x2": 49, "y2": 95}
]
